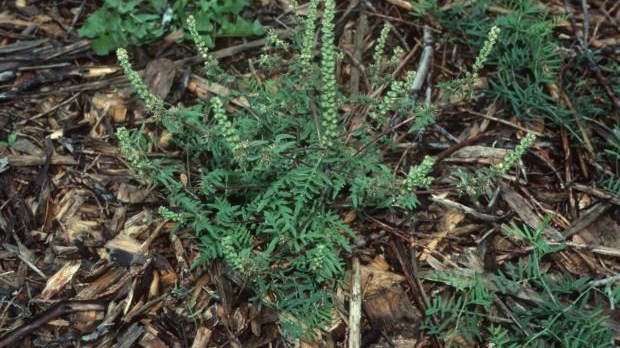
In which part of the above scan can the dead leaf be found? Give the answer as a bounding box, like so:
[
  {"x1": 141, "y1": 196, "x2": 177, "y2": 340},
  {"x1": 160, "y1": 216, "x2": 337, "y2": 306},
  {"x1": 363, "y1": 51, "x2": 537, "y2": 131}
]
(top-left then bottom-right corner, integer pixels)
[
  {"x1": 420, "y1": 206, "x2": 464, "y2": 261},
  {"x1": 144, "y1": 58, "x2": 176, "y2": 100}
]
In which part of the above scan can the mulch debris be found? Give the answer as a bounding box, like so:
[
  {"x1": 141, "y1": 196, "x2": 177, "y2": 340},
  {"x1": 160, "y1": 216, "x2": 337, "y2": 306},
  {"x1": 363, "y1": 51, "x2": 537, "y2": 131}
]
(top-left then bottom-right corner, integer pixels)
[{"x1": 1, "y1": 0, "x2": 619, "y2": 347}]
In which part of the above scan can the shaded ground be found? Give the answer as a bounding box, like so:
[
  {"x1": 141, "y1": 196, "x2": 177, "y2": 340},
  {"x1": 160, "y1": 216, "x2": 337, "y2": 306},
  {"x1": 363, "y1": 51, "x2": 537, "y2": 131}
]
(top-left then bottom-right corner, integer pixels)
[{"x1": 0, "y1": 0, "x2": 619, "y2": 347}]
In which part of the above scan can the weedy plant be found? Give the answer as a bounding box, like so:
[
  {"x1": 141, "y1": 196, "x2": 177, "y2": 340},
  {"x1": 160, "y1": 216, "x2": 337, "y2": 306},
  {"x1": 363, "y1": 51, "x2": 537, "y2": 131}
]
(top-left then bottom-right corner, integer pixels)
[
  {"x1": 411, "y1": 0, "x2": 618, "y2": 345},
  {"x1": 453, "y1": 132, "x2": 536, "y2": 201},
  {"x1": 112, "y1": 0, "x2": 616, "y2": 343},
  {"x1": 433, "y1": 0, "x2": 568, "y2": 125},
  {"x1": 433, "y1": 0, "x2": 620, "y2": 199},
  {"x1": 423, "y1": 220, "x2": 616, "y2": 347},
  {"x1": 116, "y1": 0, "x2": 438, "y2": 338},
  {"x1": 79, "y1": 0, "x2": 263, "y2": 55},
  {"x1": 0, "y1": 133, "x2": 17, "y2": 148}
]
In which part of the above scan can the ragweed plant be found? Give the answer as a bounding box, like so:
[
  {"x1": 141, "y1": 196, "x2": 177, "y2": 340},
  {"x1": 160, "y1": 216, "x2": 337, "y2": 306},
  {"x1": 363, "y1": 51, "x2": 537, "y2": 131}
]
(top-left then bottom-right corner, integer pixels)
[
  {"x1": 434, "y1": 0, "x2": 569, "y2": 123},
  {"x1": 116, "y1": 48, "x2": 163, "y2": 114},
  {"x1": 439, "y1": 24, "x2": 501, "y2": 101},
  {"x1": 369, "y1": 22, "x2": 391, "y2": 80},
  {"x1": 116, "y1": 6, "x2": 433, "y2": 339},
  {"x1": 318, "y1": 0, "x2": 339, "y2": 146},
  {"x1": 454, "y1": 133, "x2": 536, "y2": 201},
  {"x1": 113, "y1": 0, "x2": 506, "y2": 339},
  {"x1": 299, "y1": 0, "x2": 319, "y2": 69}
]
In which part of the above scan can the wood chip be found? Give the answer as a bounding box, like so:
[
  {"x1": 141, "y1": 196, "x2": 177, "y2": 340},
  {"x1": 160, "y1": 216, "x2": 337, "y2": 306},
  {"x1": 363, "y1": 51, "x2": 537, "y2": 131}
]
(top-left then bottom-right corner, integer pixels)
[
  {"x1": 5, "y1": 154, "x2": 77, "y2": 166},
  {"x1": 500, "y1": 183, "x2": 565, "y2": 241},
  {"x1": 40, "y1": 260, "x2": 81, "y2": 299}
]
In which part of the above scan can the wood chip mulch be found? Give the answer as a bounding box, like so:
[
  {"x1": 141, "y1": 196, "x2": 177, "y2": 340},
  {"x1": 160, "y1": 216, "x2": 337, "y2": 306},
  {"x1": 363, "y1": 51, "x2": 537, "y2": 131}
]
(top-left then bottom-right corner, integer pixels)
[{"x1": 1, "y1": 1, "x2": 619, "y2": 347}]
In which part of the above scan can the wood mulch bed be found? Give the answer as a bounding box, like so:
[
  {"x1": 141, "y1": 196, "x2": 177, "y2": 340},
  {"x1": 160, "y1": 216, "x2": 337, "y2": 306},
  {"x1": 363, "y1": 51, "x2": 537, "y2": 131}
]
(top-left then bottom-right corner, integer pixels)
[{"x1": 0, "y1": 0, "x2": 618, "y2": 347}]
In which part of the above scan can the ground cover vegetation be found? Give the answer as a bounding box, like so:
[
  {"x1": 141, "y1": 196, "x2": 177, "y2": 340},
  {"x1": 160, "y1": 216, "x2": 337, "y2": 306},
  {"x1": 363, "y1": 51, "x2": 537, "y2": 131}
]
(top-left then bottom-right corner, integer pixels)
[
  {"x1": 78, "y1": 0, "x2": 263, "y2": 54},
  {"x1": 20, "y1": 0, "x2": 614, "y2": 345}
]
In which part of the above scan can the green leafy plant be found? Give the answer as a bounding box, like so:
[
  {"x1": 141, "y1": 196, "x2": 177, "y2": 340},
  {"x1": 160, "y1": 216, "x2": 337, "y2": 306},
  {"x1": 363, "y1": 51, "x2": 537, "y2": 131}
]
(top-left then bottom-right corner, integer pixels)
[
  {"x1": 115, "y1": 0, "x2": 438, "y2": 338},
  {"x1": 433, "y1": 0, "x2": 569, "y2": 125},
  {"x1": 563, "y1": 57, "x2": 620, "y2": 195},
  {"x1": 78, "y1": 0, "x2": 263, "y2": 55},
  {"x1": 454, "y1": 131, "x2": 536, "y2": 201},
  {"x1": 423, "y1": 220, "x2": 616, "y2": 347}
]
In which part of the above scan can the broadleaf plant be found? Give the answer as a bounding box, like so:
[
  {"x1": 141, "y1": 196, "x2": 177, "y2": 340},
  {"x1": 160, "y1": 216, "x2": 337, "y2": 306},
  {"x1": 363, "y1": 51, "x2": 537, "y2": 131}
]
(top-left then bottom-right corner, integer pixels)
[{"x1": 79, "y1": 0, "x2": 263, "y2": 55}]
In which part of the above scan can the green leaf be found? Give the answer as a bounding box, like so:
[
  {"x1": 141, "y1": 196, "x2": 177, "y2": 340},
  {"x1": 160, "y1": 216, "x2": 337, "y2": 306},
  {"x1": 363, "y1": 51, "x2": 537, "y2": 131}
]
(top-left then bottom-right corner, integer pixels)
[
  {"x1": 193, "y1": 11, "x2": 215, "y2": 33},
  {"x1": 218, "y1": 18, "x2": 264, "y2": 37},
  {"x1": 90, "y1": 34, "x2": 120, "y2": 55},
  {"x1": 149, "y1": 0, "x2": 168, "y2": 11},
  {"x1": 115, "y1": 0, "x2": 142, "y2": 14},
  {"x1": 78, "y1": 9, "x2": 111, "y2": 38}
]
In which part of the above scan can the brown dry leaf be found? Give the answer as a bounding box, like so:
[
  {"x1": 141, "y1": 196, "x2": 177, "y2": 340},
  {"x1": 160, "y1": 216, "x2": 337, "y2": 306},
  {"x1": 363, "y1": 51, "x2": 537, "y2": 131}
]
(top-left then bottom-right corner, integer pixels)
[
  {"x1": 300, "y1": 340, "x2": 320, "y2": 348},
  {"x1": 117, "y1": 183, "x2": 149, "y2": 204},
  {"x1": 80, "y1": 66, "x2": 121, "y2": 78},
  {"x1": 144, "y1": 58, "x2": 176, "y2": 100},
  {"x1": 343, "y1": 210, "x2": 356, "y2": 223},
  {"x1": 367, "y1": 255, "x2": 390, "y2": 272},
  {"x1": 140, "y1": 331, "x2": 169, "y2": 348},
  {"x1": 384, "y1": 0, "x2": 412, "y2": 10},
  {"x1": 364, "y1": 286, "x2": 420, "y2": 334},
  {"x1": 590, "y1": 37, "x2": 619, "y2": 48},
  {"x1": 356, "y1": 267, "x2": 405, "y2": 297},
  {"x1": 232, "y1": 307, "x2": 246, "y2": 333},
  {"x1": 190, "y1": 327, "x2": 213, "y2": 348},
  {"x1": 40, "y1": 259, "x2": 81, "y2": 299},
  {"x1": 158, "y1": 130, "x2": 173, "y2": 149},
  {"x1": 188, "y1": 74, "x2": 250, "y2": 108},
  {"x1": 180, "y1": 173, "x2": 188, "y2": 188},
  {"x1": 63, "y1": 215, "x2": 99, "y2": 241},
  {"x1": 420, "y1": 206, "x2": 465, "y2": 261},
  {"x1": 575, "y1": 208, "x2": 620, "y2": 249},
  {"x1": 73, "y1": 309, "x2": 104, "y2": 333},
  {"x1": 159, "y1": 266, "x2": 178, "y2": 287},
  {"x1": 164, "y1": 29, "x2": 184, "y2": 43},
  {"x1": 344, "y1": 256, "x2": 405, "y2": 297},
  {"x1": 149, "y1": 270, "x2": 159, "y2": 298}
]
